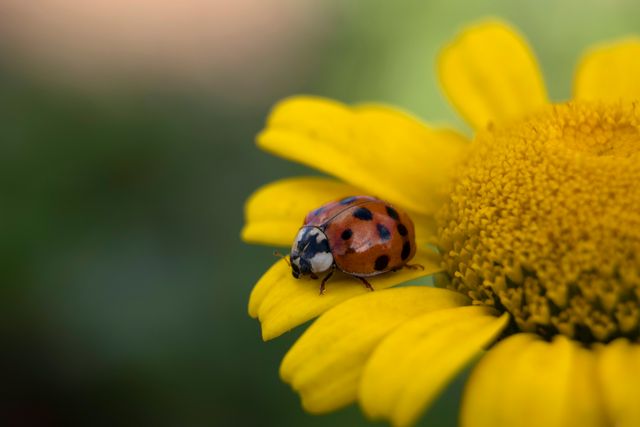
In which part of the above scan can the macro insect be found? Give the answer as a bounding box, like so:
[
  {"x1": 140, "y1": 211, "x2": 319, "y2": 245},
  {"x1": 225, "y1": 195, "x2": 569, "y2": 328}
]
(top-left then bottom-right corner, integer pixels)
[{"x1": 287, "y1": 195, "x2": 419, "y2": 294}]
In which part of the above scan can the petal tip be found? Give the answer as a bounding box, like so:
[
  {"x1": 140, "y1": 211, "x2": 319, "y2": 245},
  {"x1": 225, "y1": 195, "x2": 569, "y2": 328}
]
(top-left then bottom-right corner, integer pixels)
[
  {"x1": 260, "y1": 323, "x2": 284, "y2": 341},
  {"x1": 239, "y1": 226, "x2": 252, "y2": 244},
  {"x1": 438, "y1": 18, "x2": 547, "y2": 130}
]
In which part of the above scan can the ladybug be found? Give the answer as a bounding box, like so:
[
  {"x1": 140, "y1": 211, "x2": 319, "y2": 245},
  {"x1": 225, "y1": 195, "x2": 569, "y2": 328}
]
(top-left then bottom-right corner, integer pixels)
[{"x1": 288, "y1": 195, "x2": 418, "y2": 294}]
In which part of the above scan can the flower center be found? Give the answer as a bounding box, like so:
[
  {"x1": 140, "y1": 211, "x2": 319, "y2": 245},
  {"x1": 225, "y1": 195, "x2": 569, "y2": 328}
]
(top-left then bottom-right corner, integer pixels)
[{"x1": 438, "y1": 101, "x2": 640, "y2": 344}]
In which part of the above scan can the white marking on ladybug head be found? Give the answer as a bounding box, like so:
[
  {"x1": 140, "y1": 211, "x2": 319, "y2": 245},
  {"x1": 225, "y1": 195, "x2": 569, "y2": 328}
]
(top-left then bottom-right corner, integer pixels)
[
  {"x1": 290, "y1": 226, "x2": 333, "y2": 278},
  {"x1": 308, "y1": 250, "x2": 333, "y2": 273}
]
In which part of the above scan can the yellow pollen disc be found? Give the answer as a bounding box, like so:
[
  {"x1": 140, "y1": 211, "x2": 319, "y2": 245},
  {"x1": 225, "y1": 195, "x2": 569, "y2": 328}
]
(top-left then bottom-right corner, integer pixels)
[{"x1": 438, "y1": 101, "x2": 640, "y2": 343}]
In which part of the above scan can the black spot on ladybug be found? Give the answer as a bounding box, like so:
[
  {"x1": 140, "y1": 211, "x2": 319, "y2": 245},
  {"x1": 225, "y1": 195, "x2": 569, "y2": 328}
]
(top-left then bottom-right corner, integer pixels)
[
  {"x1": 376, "y1": 223, "x2": 391, "y2": 241},
  {"x1": 401, "y1": 241, "x2": 411, "y2": 260},
  {"x1": 353, "y1": 207, "x2": 373, "y2": 221},
  {"x1": 397, "y1": 223, "x2": 408, "y2": 236},
  {"x1": 340, "y1": 196, "x2": 357, "y2": 205},
  {"x1": 374, "y1": 255, "x2": 390, "y2": 271},
  {"x1": 385, "y1": 206, "x2": 399, "y2": 220},
  {"x1": 341, "y1": 229, "x2": 353, "y2": 240}
]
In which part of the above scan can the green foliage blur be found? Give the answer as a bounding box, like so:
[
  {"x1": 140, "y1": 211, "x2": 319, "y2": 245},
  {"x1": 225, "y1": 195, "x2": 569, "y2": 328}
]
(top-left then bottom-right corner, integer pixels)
[{"x1": 2, "y1": 1, "x2": 640, "y2": 426}]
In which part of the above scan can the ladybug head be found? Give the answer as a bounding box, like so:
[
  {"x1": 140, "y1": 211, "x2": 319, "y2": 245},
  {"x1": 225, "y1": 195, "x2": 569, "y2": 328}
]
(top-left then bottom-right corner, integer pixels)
[{"x1": 290, "y1": 226, "x2": 334, "y2": 279}]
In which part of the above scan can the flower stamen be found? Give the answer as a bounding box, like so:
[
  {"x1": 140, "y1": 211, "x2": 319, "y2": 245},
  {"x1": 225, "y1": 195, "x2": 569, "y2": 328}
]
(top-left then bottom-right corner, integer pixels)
[{"x1": 439, "y1": 101, "x2": 640, "y2": 343}]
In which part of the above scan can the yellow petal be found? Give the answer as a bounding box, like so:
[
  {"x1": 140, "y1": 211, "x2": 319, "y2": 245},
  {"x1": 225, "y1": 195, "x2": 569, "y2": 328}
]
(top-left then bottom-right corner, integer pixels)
[
  {"x1": 242, "y1": 176, "x2": 436, "y2": 247},
  {"x1": 574, "y1": 39, "x2": 640, "y2": 102},
  {"x1": 569, "y1": 343, "x2": 609, "y2": 427},
  {"x1": 257, "y1": 96, "x2": 468, "y2": 216},
  {"x1": 249, "y1": 248, "x2": 443, "y2": 341},
  {"x1": 280, "y1": 286, "x2": 469, "y2": 413},
  {"x1": 241, "y1": 176, "x2": 361, "y2": 246},
  {"x1": 574, "y1": 38, "x2": 640, "y2": 101},
  {"x1": 438, "y1": 20, "x2": 548, "y2": 130},
  {"x1": 359, "y1": 306, "x2": 509, "y2": 427},
  {"x1": 596, "y1": 339, "x2": 640, "y2": 427},
  {"x1": 462, "y1": 334, "x2": 606, "y2": 427}
]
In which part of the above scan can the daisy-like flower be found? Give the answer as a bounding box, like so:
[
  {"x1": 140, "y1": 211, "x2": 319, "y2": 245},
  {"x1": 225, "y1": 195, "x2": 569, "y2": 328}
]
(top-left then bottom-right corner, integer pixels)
[{"x1": 243, "y1": 19, "x2": 640, "y2": 427}]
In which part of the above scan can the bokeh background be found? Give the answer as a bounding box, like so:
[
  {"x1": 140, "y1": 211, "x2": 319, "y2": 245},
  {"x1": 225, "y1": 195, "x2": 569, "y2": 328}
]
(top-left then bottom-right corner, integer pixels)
[{"x1": 2, "y1": 0, "x2": 639, "y2": 426}]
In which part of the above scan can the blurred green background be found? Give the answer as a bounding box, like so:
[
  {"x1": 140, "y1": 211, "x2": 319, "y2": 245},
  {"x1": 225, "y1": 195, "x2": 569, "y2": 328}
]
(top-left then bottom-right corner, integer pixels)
[{"x1": 2, "y1": 0, "x2": 639, "y2": 426}]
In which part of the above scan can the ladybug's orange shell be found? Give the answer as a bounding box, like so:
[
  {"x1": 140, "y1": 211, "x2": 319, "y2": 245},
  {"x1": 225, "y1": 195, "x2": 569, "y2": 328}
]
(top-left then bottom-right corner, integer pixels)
[
  {"x1": 304, "y1": 196, "x2": 416, "y2": 277},
  {"x1": 303, "y1": 195, "x2": 378, "y2": 226}
]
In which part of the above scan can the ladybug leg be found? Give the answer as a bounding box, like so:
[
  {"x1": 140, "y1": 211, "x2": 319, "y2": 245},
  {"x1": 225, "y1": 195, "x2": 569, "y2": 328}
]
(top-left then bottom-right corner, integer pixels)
[
  {"x1": 357, "y1": 276, "x2": 375, "y2": 292},
  {"x1": 319, "y1": 268, "x2": 335, "y2": 295},
  {"x1": 404, "y1": 263, "x2": 424, "y2": 271},
  {"x1": 310, "y1": 273, "x2": 319, "y2": 280}
]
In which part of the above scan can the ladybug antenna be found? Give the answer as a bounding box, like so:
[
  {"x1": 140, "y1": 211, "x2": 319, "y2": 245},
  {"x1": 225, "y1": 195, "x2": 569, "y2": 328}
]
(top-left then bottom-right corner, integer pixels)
[{"x1": 273, "y1": 250, "x2": 291, "y2": 267}]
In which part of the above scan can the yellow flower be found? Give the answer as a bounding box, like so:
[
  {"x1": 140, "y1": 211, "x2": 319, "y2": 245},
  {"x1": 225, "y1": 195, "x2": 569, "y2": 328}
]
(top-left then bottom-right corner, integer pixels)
[{"x1": 243, "y1": 19, "x2": 640, "y2": 427}]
